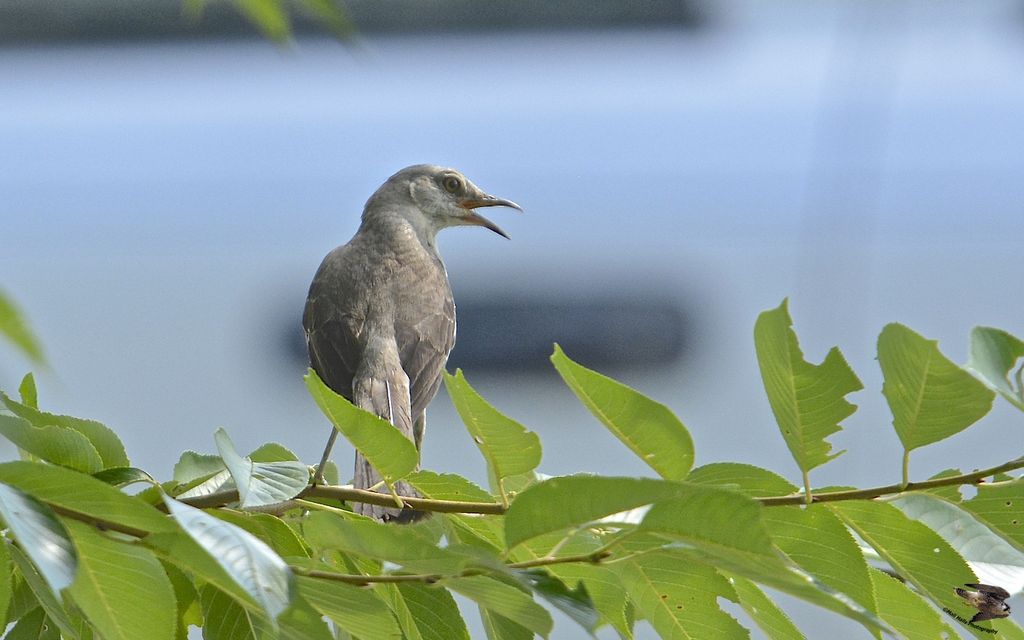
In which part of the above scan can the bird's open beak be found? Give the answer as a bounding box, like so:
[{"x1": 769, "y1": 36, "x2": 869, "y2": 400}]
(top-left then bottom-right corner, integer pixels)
[{"x1": 458, "y1": 195, "x2": 522, "y2": 239}]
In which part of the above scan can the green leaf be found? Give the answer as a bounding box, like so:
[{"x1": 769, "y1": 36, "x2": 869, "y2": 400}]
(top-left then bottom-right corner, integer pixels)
[
  {"x1": 18, "y1": 373, "x2": 38, "y2": 409},
  {"x1": 9, "y1": 545, "x2": 88, "y2": 640},
  {"x1": 967, "y1": 326, "x2": 1024, "y2": 411},
  {"x1": 375, "y1": 582, "x2": 424, "y2": 640},
  {"x1": 300, "y1": 512, "x2": 474, "y2": 574},
  {"x1": 175, "y1": 469, "x2": 232, "y2": 500},
  {"x1": 727, "y1": 574, "x2": 805, "y2": 640},
  {"x1": 762, "y1": 504, "x2": 877, "y2": 619},
  {"x1": 214, "y1": 428, "x2": 309, "y2": 508},
  {"x1": 480, "y1": 608, "x2": 533, "y2": 640},
  {"x1": 406, "y1": 470, "x2": 497, "y2": 503},
  {"x1": 304, "y1": 369, "x2": 418, "y2": 486},
  {"x1": 210, "y1": 510, "x2": 311, "y2": 558},
  {"x1": 162, "y1": 495, "x2": 293, "y2": 621},
  {"x1": 248, "y1": 442, "x2": 299, "y2": 462},
  {"x1": 234, "y1": 0, "x2": 291, "y2": 42},
  {"x1": 396, "y1": 583, "x2": 470, "y2": 640},
  {"x1": 443, "y1": 370, "x2": 542, "y2": 499},
  {"x1": 408, "y1": 471, "x2": 504, "y2": 550},
  {"x1": 5, "y1": 607, "x2": 60, "y2": 640},
  {"x1": 64, "y1": 519, "x2": 175, "y2": 640},
  {"x1": 549, "y1": 563, "x2": 632, "y2": 639},
  {"x1": 172, "y1": 451, "x2": 225, "y2": 484},
  {"x1": 0, "y1": 538, "x2": 12, "y2": 629},
  {"x1": 868, "y1": 568, "x2": 959, "y2": 640},
  {"x1": 618, "y1": 554, "x2": 747, "y2": 639},
  {"x1": 505, "y1": 475, "x2": 694, "y2": 549},
  {"x1": 893, "y1": 493, "x2": 1024, "y2": 591},
  {"x1": 161, "y1": 561, "x2": 202, "y2": 638},
  {"x1": 640, "y1": 501, "x2": 890, "y2": 636},
  {"x1": 551, "y1": 345, "x2": 694, "y2": 480},
  {"x1": 0, "y1": 414, "x2": 102, "y2": 474},
  {"x1": 7, "y1": 570, "x2": 43, "y2": 625},
  {"x1": 203, "y1": 587, "x2": 336, "y2": 640},
  {"x1": 0, "y1": 290, "x2": 45, "y2": 365},
  {"x1": 0, "y1": 484, "x2": 76, "y2": 594},
  {"x1": 446, "y1": 575, "x2": 553, "y2": 638},
  {"x1": 91, "y1": 466, "x2": 157, "y2": 488},
  {"x1": 958, "y1": 479, "x2": 1024, "y2": 554},
  {"x1": 829, "y1": 500, "x2": 981, "y2": 627},
  {"x1": 0, "y1": 393, "x2": 128, "y2": 469},
  {"x1": 144, "y1": 530, "x2": 256, "y2": 611},
  {"x1": 520, "y1": 570, "x2": 600, "y2": 634},
  {"x1": 754, "y1": 299, "x2": 862, "y2": 475},
  {"x1": 276, "y1": 599, "x2": 335, "y2": 640},
  {"x1": 640, "y1": 484, "x2": 775, "y2": 562},
  {"x1": 0, "y1": 461, "x2": 175, "y2": 535},
  {"x1": 296, "y1": 0, "x2": 354, "y2": 39},
  {"x1": 295, "y1": 576, "x2": 403, "y2": 639},
  {"x1": 878, "y1": 323, "x2": 995, "y2": 451},
  {"x1": 199, "y1": 585, "x2": 262, "y2": 640},
  {"x1": 687, "y1": 462, "x2": 798, "y2": 496}
]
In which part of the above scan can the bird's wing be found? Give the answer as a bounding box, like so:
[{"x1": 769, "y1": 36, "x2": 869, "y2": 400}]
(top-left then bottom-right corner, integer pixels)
[
  {"x1": 966, "y1": 584, "x2": 1011, "y2": 600},
  {"x1": 397, "y1": 299, "x2": 456, "y2": 420},
  {"x1": 971, "y1": 610, "x2": 1008, "y2": 623},
  {"x1": 303, "y1": 247, "x2": 366, "y2": 400},
  {"x1": 305, "y1": 317, "x2": 362, "y2": 400}
]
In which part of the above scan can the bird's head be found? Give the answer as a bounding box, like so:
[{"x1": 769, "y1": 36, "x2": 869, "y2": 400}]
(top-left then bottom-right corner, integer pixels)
[{"x1": 367, "y1": 164, "x2": 521, "y2": 240}]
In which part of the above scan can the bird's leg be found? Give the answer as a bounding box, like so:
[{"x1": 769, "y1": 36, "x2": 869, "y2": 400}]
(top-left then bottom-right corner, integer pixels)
[{"x1": 312, "y1": 428, "x2": 339, "y2": 486}]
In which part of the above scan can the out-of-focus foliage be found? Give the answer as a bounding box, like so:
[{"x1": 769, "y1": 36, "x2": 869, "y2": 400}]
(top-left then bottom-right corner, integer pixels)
[
  {"x1": 0, "y1": 298, "x2": 1022, "y2": 638},
  {"x1": 184, "y1": 0, "x2": 353, "y2": 42},
  {"x1": 0, "y1": 290, "x2": 45, "y2": 366}
]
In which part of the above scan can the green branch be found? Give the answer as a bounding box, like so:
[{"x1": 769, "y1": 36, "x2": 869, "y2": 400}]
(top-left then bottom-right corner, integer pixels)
[
  {"x1": 177, "y1": 484, "x2": 506, "y2": 514},
  {"x1": 758, "y1": 456, "x2": 1024, "y2": 506},
  {"x1": 171, "y1": 455, "x2": 1024, "y2": 517},
  {"x1": 290, "y1": 549, "x2": 611, "y2": 586}
]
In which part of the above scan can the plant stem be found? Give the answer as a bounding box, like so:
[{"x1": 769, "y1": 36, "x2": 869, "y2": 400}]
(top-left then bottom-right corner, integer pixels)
[
  {"x1": 802, "y1": 468, "x2": 812, "y2": 505},
  {"x1": 901, "y1": 449, "x2": 911, "y2": 489},
  {"x1": 289, "y1": 549, "x2": 610, "y2": 586},
  {"x1": 171, "y1": 455, "x2": 1024, "y2": 515},
  {"x1": 178, "y1": 484, "x2": 505, "y2": 515},
  {"x1": 758, "y1": 456, "x2": 1024, "y2": 507}
]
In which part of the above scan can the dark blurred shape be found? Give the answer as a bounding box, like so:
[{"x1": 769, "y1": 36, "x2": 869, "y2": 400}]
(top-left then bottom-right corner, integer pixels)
[
  {"x1": 282, "y1": 294, "x2": 690, "y2": 374},
  {"x1": 448, "y1": 295, "x2": 690, "y2": 372},
  {"x1": 0, "y1": 0, "x2": 709, "y2": 45}
]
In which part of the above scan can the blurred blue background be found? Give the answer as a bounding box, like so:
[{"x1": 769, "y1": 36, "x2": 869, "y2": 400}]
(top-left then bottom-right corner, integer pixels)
[{"x1": 2, "y1": 1, "x2": 1023, "y2": 637}]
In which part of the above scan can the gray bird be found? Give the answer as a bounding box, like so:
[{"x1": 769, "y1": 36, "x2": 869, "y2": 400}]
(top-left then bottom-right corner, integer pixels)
[
  {"x1": 303, "y1": 164, "x2": 520, "y2": 522},
  {"x1": 955, "y1": 583, "x2": 1011, "y2": 623}
]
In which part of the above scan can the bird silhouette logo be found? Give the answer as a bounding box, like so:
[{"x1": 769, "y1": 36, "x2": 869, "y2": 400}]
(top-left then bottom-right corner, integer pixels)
[{"x1": 955, "y1": 583, "x2": 1011, "y2": 623}]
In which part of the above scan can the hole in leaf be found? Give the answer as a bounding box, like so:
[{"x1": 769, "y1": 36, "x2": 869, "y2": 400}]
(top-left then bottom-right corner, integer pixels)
[
  {"x1": 676, "y1": 605, "x2": 683, "y2": 609},
  {"x1": 1006, "y1": 501, "x2": 1013, "y2": 507},
  {"x1": 933, "y1": 548, "x2": 940, "y2": 553},
  {"x1": 660, "y1": 594, "x2": 668, "y2": 599},
  {"x1": 1012, "y1": 520, "x2": 1019, "y2": 525}
]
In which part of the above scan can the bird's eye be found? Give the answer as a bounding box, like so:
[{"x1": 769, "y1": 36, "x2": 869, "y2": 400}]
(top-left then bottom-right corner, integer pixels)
[{"x1": 442, "y1": 176, "x2": 461, "y2": 193}]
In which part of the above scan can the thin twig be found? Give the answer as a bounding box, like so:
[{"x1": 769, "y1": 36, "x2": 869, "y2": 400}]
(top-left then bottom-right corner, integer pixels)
[
  {"x1": 47, "y1": 504, "x2": 151, "y2": 539},
  {"x1": 171, "y1": 455, "x2": 1024, "y2": 515},
  {"x1": 178, "y1": 484, "x2": 506, "y2": 515},
  {"x1": 758, "y1": 457, "x2": 1024, "y2": 507},
  {"x1": 289, "y1": 549, "x2": 611, "y2": 586}
]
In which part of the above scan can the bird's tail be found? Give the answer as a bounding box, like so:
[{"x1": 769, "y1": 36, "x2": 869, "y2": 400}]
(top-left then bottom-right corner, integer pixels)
[
  {"x1": 354, "y1": 453, "x2": 427, "y2": 523},
  {"x1": 352, "y1": 366, "x2": 428, "y2": 523}
]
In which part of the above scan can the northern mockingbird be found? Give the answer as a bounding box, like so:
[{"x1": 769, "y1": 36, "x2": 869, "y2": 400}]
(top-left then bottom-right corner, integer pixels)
[{"x1": 303, "y1": 165, "x2": 520, "y2": 522}]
